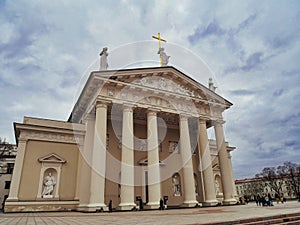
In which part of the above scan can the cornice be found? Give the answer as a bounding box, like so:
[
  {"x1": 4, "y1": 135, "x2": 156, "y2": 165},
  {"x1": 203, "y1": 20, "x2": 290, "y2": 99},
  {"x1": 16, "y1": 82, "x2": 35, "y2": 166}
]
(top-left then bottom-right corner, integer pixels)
[{"x1": 15, "y1": 123, "x2": 85, "y2": 145}]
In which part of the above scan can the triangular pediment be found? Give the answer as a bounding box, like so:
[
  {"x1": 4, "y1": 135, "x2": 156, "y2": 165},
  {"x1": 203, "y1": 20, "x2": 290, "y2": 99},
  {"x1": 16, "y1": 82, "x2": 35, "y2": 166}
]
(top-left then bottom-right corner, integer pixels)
[
  {"x1": 69, "y1": 66, "x2": 232, "y2": 123},
  {"x1": 103, "y1": 66, "x2": 232, "y2": 105},
  {"x1": 38, "y1": 153, "x2": 66, "y2": 164}
]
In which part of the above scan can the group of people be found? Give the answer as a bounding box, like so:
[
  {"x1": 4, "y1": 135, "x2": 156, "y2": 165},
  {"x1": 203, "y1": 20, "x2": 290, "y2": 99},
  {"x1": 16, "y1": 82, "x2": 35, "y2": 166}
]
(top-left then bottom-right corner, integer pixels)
[
  {"x1": 254, "y1": 193, "x2": 287, "y2": 206},
  {"x1": 107, "y1": 197, "x2": 167, "y2": 212},
  {"x1": 239, "y1": 193, "x2": 287, "y2": 206}
]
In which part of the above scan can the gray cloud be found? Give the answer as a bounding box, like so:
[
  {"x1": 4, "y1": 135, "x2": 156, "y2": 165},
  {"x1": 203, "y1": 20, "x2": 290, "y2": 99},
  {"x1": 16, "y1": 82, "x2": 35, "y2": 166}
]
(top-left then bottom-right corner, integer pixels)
[{"x1": 1, "y1": 0, "x2": 300, "y2": 180}]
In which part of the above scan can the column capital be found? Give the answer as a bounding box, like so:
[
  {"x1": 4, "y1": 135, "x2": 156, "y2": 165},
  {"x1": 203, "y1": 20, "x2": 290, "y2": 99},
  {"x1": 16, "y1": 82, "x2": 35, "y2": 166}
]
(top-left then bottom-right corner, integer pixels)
[
  {"x1": 198, "y1": 118, "x2": 207, "y2": 124},
  {"x1": 179, "y1": 113, "x2": 192, "y2": 121},
  {"x1": 212, "y1": 119, "x2": 225, "y2": 126},
  {"x1": 147, "y1": 107, "x2": 160, "y2": 116},
  {"x1": 122, "y1": 104, "x2": 135, "y2": 112},
  {"x1": 95, "y1": 100, "x2": 111, "y2": 109}
]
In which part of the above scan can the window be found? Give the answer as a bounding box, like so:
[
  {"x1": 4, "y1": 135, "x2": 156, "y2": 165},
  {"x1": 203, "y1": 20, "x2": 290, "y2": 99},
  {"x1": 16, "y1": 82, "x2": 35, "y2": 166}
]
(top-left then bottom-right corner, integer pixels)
[
  {"x1": 5, "y1": 181, "x2": 11, "y2": 189},
  {"x1": 6, "y1": 163, "x2": 14, "y2": 174}
]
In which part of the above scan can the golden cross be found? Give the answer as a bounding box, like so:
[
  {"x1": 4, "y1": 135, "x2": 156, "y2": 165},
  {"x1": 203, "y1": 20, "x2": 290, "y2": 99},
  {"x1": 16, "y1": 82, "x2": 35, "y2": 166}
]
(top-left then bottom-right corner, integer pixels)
[{"x1": 152, "y1": 33, "x2": 167, "y2": 66}]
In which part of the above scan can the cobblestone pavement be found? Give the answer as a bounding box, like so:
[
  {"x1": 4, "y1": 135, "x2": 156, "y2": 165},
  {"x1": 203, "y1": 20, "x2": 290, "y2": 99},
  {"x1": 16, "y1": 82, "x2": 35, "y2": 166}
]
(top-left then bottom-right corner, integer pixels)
[{"x1": 0, "y1": 201, "x2": 299, "y2": 225}]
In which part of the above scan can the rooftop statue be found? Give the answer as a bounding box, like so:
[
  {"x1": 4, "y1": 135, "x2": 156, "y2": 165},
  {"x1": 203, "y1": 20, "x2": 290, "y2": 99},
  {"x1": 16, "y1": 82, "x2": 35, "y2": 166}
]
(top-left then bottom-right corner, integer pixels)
[
  {"x1": 208, "y1": 78, "x2": 217, "y2": 92},
  {"x1": 157, "y1": 47, "x2": 170, "y2": 66},
  {"x1": 99, "y1": 47, "x2": 109, "y2": 70}
]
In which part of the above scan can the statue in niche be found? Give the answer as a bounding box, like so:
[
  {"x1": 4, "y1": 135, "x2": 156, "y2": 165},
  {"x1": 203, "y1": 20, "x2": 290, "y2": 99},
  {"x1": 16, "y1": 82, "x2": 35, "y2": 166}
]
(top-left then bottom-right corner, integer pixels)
[
  {"x1": 157, "y1": 47, "x2": 170, "y2": 66},
  {"x1": 42, "y1": 172, "x2": 56, "y2": 198},
  {"x1": 99, "y1": 47, "x2": 109, "y2": 70},
  {"x1": 138, "y1": 139, "x2": 147, "y2": 151},
  {"x1": 169, "y1": 141, "x2": 179, "y2": 153},
  {"x1": 215, "y1": 180, "x2": 220, "y2": 195},
  {"x1": 172, "y1": 173, "x2": 181, "y2": 196}
]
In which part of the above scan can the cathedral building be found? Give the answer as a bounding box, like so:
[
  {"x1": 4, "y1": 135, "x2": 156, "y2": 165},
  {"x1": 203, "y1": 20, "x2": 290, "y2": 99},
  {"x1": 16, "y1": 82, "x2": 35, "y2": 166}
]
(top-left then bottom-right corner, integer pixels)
[{"x1": 5, "y1": 66, "x2": 237, "y2": 212}]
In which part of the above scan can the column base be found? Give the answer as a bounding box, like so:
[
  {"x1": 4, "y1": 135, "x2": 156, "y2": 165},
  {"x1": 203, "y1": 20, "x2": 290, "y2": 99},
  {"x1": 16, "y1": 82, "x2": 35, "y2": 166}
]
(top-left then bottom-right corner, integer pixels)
[
  {"x1": 118, "y1": 203, "x2": 136, "y2": 211},
  {"x1": 76, "y1": 203, "x2": 108, "y2": 212},
  {"x1": 6, "y1": 197, "x2": 18, "y2": 202},
  {"x1": 145, "y1": 202, "x2": 160, "y2": 209},
  {"x1": 202, "y1": 200, "x2": 218, "y2": 207},
  {"x1": 182, "y1": 200, "x2": 199, "y2": 207},
  {"x1": 222, "y1": 198, "x2": 237, "y2": 205}
]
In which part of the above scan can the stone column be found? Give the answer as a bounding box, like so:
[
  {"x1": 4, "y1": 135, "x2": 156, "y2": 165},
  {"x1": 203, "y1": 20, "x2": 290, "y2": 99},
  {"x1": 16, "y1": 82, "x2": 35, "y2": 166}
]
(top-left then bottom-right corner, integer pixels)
[
  {"x1": 77, "y1": 115, "x2": 95, "y2": 211},
  {"x1": 118, "y1": 105, "x2": 136, "y2": 210},
  {"x1": 146, "y1": 109, "x2": 161, "y2": 209},
  {"x1": 179, "y1": 115, "x2": 198, "y2": 207},
  {"x1": 198, "y1": 119, "x2": 218, "y2": 206},
  {"x1": 228, "y1": 152, "x2": 238, "y2": 198},
  {"x1": 6, "y1": 138, "x2": 27, "y2": 202},
  {"x1": 89, "y1": 102, "x2": 108, "y2": 210},
  {"x1": 214, "y1": 121, "x2": 236, "y2": 205}
]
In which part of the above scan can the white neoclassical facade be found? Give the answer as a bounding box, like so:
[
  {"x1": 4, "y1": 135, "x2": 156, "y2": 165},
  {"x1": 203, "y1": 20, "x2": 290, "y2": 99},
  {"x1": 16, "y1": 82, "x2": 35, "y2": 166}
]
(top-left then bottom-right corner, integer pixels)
[{"x1": 5, "y1": 66, "x2": 237, "y2": 212}]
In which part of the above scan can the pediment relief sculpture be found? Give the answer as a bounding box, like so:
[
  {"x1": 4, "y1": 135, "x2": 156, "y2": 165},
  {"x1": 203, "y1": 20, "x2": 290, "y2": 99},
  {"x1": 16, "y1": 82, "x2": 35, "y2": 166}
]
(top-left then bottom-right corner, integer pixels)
[{"x1": 132, "y1": 76, "x2": 203, "y2": 99}]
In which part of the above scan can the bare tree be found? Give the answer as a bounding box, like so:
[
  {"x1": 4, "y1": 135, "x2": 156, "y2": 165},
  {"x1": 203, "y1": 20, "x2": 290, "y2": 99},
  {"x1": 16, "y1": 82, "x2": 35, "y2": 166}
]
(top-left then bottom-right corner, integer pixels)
[
  {"x1": 277, "y1": 161, "x2": 300, "y2": 197},
  {"x1": 255, "y1": 167, "x2": 283, "y2": 195},
  {"x1": 242, "y1": 178, "x2": 265, "y2": 200}
]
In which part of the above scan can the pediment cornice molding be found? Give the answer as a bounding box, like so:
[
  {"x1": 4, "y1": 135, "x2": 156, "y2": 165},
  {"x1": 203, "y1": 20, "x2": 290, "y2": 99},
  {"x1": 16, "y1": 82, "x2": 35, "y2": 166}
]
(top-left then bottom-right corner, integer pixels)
[{"x1": 38, "y1": 153, "x2": 66, "y2": 164}]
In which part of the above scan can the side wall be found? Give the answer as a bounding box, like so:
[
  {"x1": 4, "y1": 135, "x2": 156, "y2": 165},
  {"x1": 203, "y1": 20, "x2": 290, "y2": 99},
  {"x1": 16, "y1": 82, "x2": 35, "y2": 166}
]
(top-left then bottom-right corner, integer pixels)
[{"x1": 18, "y1": 141, "x2": 79, "y2": 201}]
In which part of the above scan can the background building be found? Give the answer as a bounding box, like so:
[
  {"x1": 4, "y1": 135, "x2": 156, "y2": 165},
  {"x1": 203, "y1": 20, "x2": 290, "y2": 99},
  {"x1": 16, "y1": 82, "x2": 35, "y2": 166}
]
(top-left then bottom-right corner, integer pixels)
[
  {"x1": 0, "y1": 139, "x2": 17, "y2": 210},
  {"x1": 235, "y1": 175, "x2": 298, "y2": 201}
]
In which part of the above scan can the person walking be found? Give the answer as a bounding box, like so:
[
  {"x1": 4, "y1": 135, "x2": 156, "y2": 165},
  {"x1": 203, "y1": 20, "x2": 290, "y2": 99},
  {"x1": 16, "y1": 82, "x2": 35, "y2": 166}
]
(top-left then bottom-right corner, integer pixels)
[
  {"x1": 108, "y1": 200, "x2": 113, "y2": 213},
  {"x1": 159, "y1": 198, "x2": 164, "y2": 210}
]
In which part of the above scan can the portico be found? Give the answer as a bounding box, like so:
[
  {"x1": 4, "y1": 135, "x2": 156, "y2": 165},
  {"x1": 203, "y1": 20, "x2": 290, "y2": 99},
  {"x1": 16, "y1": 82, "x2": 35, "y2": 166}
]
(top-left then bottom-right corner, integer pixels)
[{"x1": 72, "y1": 66, "x2": 237, "y2": 211}]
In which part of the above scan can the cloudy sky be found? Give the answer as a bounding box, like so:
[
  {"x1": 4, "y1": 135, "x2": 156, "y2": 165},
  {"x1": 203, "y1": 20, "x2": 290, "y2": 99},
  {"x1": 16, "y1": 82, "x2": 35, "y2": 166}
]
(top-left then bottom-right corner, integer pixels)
[{"x1": 1, "y1": 0, "x2": 300, "y2": 179}]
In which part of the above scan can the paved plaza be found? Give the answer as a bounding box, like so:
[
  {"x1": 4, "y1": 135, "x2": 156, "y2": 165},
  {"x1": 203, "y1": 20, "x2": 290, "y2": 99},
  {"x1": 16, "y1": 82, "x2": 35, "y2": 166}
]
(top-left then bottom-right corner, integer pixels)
[{"x1": 0, "y1": 201, "x2": 299, "y2": 225}]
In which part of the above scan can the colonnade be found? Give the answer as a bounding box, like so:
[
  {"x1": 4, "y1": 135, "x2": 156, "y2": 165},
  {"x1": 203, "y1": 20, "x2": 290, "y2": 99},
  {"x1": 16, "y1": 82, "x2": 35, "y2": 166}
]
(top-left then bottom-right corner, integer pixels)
[{"x1": 78, "y1": 101, "x2": 236, "y2": 211}]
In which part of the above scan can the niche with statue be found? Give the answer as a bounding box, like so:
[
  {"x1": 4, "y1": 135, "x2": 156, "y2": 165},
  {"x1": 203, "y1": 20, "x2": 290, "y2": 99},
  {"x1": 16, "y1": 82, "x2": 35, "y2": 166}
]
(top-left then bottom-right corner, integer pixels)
[{"x1": 37, "y1": 153, "x2": 66, "y2": 200}]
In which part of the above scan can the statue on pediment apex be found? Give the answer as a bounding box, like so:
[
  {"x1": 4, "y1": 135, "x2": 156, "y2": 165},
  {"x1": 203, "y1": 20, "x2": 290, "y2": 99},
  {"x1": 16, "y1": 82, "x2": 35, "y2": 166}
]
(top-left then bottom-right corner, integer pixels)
[
  {"x1": 157, "y1": 47, "x2": 170, "y2": 66},
  {"x1": 100, "y1": 47, "x2": 109, "y2": 70}
]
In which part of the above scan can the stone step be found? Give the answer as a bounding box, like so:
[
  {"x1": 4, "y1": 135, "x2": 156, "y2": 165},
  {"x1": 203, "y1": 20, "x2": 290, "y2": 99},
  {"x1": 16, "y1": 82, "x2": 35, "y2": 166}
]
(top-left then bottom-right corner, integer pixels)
[
  {"x1": 237, "y1": 214, "x2": 300, "y2": 225},
  {"x1": 200, "y1": 212, "x2": 300, "y2": 225},
  {"x1": 278, "y1": 222, "x2": 300, "y2": 225},
  {"x1": 275, "y1": 215, "x2": 300, "y2": 224}
]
